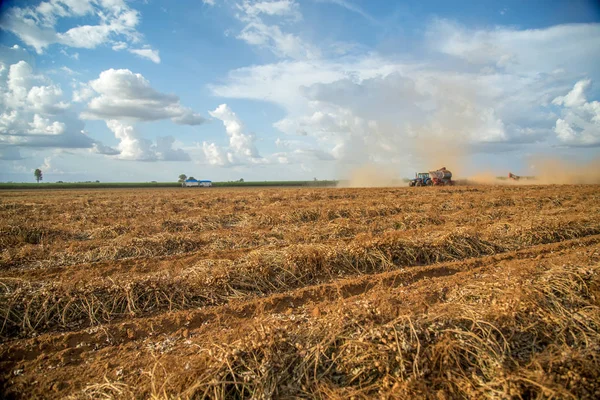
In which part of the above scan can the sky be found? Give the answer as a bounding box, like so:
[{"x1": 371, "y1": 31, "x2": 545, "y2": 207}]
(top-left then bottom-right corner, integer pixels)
[{"x1": 0, "y1": 0, "x2": 599, "y2": 183}]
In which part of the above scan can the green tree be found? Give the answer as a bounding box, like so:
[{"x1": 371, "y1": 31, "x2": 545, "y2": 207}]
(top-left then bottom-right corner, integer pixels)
[
  {"x1": 178, "y1": 174, "x2": 187, "y2": 182},
  {"x1": 188, "y1": 176, "x2": 195, "y2": 181},
  {"x1": 34, "y1": 169, "x2": 43, "y2": 183}
]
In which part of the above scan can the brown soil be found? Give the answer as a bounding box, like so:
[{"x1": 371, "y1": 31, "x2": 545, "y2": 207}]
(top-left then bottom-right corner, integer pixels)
[{"x1": 1, "y1": 185, "x2": 599, "y2": 399}]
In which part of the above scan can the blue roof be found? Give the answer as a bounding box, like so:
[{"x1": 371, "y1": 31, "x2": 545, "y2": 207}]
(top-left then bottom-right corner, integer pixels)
[
  {"x1": 199, "y1": 180, "x2": 212, "y2": 183},
  {"x1": 185, "y1": 178, "x2": 198, "y2": 182}
]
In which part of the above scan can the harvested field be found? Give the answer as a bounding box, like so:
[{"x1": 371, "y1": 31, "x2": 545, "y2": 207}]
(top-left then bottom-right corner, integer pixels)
[{"x1": 1, "y1": 185, "x2": 599, "y2": 399}]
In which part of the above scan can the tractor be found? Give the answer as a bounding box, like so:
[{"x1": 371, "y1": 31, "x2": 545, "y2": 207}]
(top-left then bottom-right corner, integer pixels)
[{"x1": 408, "y1": 172, "x2": 432, "y2": 187}]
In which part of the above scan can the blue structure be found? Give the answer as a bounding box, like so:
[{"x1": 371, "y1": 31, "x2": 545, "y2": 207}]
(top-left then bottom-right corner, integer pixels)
[{"x1": 182, "y1": 178, "x2": 212, "y2": 187}]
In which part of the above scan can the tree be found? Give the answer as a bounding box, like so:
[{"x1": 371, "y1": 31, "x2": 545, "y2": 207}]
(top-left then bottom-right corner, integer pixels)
[
  {"x1": 34, "y1": 169, "x2": 43, "y2": 183},
  {"x1": 188, "y1": 176, "x2": 196, "y2": 180},
  {"x1": 239, "y1": 178, "x2": 244, "y2": 183},
  {"x1": 178, "y1": 174, "x2": 187, "y2": 182}
]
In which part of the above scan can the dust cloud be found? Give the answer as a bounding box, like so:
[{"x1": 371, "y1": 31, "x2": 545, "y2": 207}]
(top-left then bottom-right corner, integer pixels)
[
  {"x1": 338, "y1": 164, "x2": 403, "y2": 188},
  {"x1": 528, "y1": 157, "x2": 600, "y2": 184},
  {"x1": 339, "y1": 156, "x2": 600, "y2": 187},
  {"x1": 465, "y1": 157, "x2": 600, "y2": 185}
]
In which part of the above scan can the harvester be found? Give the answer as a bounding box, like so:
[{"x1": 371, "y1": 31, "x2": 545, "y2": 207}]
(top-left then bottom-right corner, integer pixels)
[
  {"x1": 408, "y1": 168, "x2": 453, "y2": 186},
  {"x1": 508, "y1": 172, "x2": 520, "y2": 181}
]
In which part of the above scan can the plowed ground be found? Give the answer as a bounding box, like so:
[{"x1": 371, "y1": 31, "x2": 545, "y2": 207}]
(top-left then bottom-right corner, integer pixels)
[{"x1": 1, "y1": 186, "x2": 599, "y2": 399}]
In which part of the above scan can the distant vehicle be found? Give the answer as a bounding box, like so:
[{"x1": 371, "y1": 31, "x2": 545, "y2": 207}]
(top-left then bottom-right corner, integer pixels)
[
  {"x1": 409, "y1": 168, "x2": 454, "y2": 186},
  {"x1": 508, "y1": 172, "x2": 520, "y2": 181},
  {"x1": 182, "y1": 178, "x2": 212, "y2": 187},
  {"x1": 408, "y1": 172, "x2": 432, "y2": 187}
]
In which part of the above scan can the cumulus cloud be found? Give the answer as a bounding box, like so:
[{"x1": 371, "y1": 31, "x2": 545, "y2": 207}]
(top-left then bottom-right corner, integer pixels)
[
  {"x1": 29, "y1": 114, "x2": 66, "y2": 135},
  {"x1": 105, "y1": 120, "x2": 191, "y2": 161},
  {"x1": 0, "y1": 54, "x2": 98, "y2": 151},
  {"x1": 80, "y1": 69, "x2": 205, "y2": 124},
  {"x1": 0, "y1": 110, "x2": 96, "y2": 149},
  {"x1": 71, "y1": 82, "x2": 95, "y2": 102},
  {"x1": 3, "y1": 60, "x2": 70, "y2": 114},
  {"x1": 0, "y1": 0, "x2": 155, "y2": 60},
  {"x1": 213, "y1": 60, "x2": 515, "y2": 165},
  {"x1": 552, "y1": 79, "x2": 590, "y2": 108},
  {"x1": 202, "y1": 104, "x2": 265, "y2": 166},
  {"x1": 552, "y1": 79, "x2": 600, "y2": 147},
  {"x1": 211, "y1": 20, "x2": 600, "y2": 168}
]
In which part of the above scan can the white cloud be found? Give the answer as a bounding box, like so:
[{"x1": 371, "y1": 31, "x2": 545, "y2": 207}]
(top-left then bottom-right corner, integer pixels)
[
  {"x1": 106, "y1": 120, "x2": 154, "y2": 161},
  {"x1": 242, "y1": 0, "x2": 301, "y2": 20},
  {"x1": 203, "y1": 0, "x2": 216, "y2": 5},
  {"x1": 0, "y1": 0, "x2": 153, "y2": 60},
  {"x1": 112, "y1": 41, "x2": 128, "y2": 51},
  {"x1": 552, "y1": 79, "x2": 590, "y2": 108},
  {"x1": 0, "y1": 111, "x2": 96, "y2": 149},
  {"x1": 128, "y1": 47, "x2": 161, "y2": 64},
  {"x1": 59, "y1": 66, "x2": 77, "y2": 75},
  {"x1": 5, "y1": 61, "x2": 34, "y2": 108},
  {"x1": 71, "y1": 82, "x2": 95, "y2": 102},
  {"x1": 60, "y1": 48, "x2": 79, "y2": 59},
  {"x1": 28, "y1": 114, "x2": 66, "y2": 135},
  {"x1": 237, "y1": 21, "x2": 319, "y2": 59},
  {"x1": 212, "y1": 21, "x2": 600, "y2": 167},
  {"x1": 81, "y1": 69, "x2": 205, "y2": 124},
  {"x1": 202, "y1": 141, "x2": 230, "y2": 166},
  {"x1": 552, "y1": 79, "x2": 600, "y2": 146},
  {"x1": 155, "y1": 136, "x2": 190, "y2": 161},
  {"x1": 2, "y1": 60, "x2": 69, "y2": 114},
  {"x1": 38, "y1": 155, "x2": 63, "y2": 174},
  {"x1": 202, "y1": 104, "x2": 265, "y2": 166},
  {"x1": 428, "y1": 20, "x2": 600, "y2": 75},
  {"x1": 57, "y1": 24, "x2": 114, "y2": 48},
  {"x1": 105, "y1": 120, "x2": 191, "y2": 161},
  {"x1": 0, "y1": 53, "x2": 100, "y2": 151},
  {"x1": 234, "y1": 0, "x2": 319, "y2": 60},
  {"x1": 27, "y1": 84, "x2": 70, "y2": 114}
]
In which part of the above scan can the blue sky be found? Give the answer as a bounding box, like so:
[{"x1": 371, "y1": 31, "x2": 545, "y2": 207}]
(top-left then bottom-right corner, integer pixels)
[{"x1": 0, "y1": 0, "x2": 599, "y2": 183}]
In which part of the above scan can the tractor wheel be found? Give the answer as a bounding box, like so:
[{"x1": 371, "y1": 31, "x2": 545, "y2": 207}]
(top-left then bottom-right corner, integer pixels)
[
  {"x1": 426, "y1": 180, "x2": 433, "y2": 186},
  {"x1": 416, "y1": 181, "x2": 422, "y2": 187}
]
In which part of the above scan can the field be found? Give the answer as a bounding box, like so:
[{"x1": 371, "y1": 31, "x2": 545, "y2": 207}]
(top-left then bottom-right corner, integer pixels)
[{"x1": 1, "y1": 185, "x2": 599, "y2": 399}]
